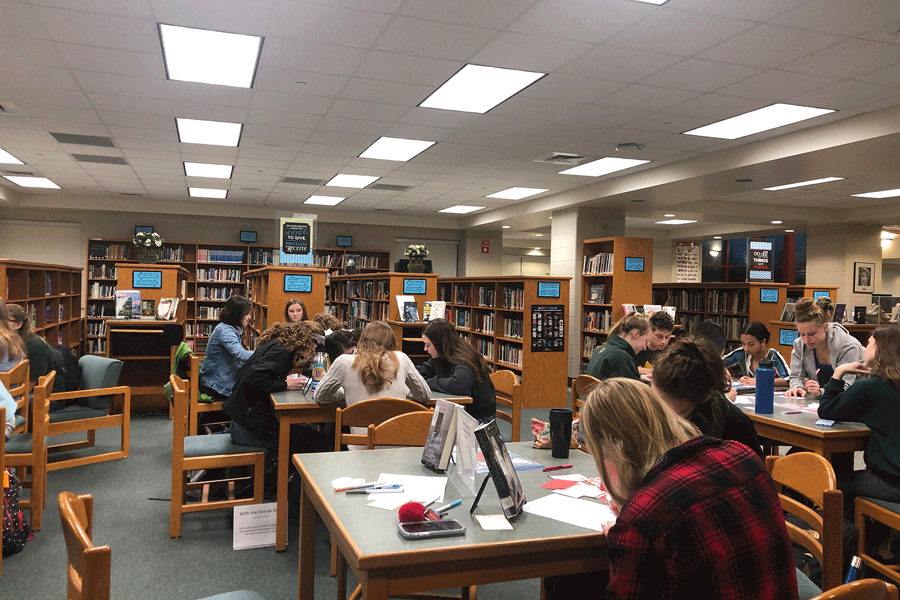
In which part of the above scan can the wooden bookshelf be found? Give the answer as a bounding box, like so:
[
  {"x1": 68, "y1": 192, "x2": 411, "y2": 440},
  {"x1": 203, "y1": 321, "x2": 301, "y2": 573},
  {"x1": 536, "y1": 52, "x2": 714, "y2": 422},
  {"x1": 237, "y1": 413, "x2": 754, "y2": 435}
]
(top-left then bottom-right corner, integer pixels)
[
  {"x1": 653, "y1": 282, "x2": 789, "y2": 351},
  {"x1": 86, "y1": 238, "x2": 277, "y2": 356},
  {"x1": 312, "y1": 247, "x2": 390, "y2": 276},
  {"x1": 329, "y1": 273, "x2": 439, "y2": 329},
  {"x1": 387, "y1": 321, "x2": 431, "y2": 366},
  {"x1": 244, "y1": 266, "x2": 329, "y2": 345},
  {"x1": 0, "y1": 259, "x2": 83, "y2": 352},
  {"x1": 437, "y1": 276, "x2": 570, "y2": 408},
  {"x1": 580, "y1": 237, "x2": 653, "y2": 369}
]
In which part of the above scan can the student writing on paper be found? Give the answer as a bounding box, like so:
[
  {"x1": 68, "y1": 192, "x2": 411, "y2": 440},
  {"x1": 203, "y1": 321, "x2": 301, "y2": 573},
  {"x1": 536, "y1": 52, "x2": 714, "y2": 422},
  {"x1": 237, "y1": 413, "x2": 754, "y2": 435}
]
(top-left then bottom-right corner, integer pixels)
[
  {"x1": 198, "y1": 295, "x2": 257, "y2": 399},
  {"x1": 584, "y1": 312, "x2": 651, "y2": 382},
  {"x1": 723, "y1": 322, "x2": 789, "y2": 387},
  {"x1": 315, "y1": 321, "x2": 429, "y2": 449},
  {"x1": 786, "y1": 297, "x2": 864, "y2": 399},
  {"x1": 546, "y1": 378, "x2": 797, "y2": 600},
  {"x1": 417, "y1": 318, "x2": 496, "y2": 423},
  {"x1": 324, "y1": 328, "x2": 360, "y2": 365},
  {"x1": 818, "y1": 327, "x2": 900, "y2": 561},
  {"x1": 634, "y1": 311, "x2": 675, "y2": 373}
]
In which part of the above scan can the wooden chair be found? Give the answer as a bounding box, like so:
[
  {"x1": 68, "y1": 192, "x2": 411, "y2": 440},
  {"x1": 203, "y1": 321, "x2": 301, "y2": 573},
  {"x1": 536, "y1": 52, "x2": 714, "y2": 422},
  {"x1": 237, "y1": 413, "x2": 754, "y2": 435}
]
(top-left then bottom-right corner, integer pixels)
[
  {"x1": 46, "y1": 355, "x2": 130, "y2": 471},
  {"x1": 59, "y1": 491, "x2": 266, "y2": 600},
  {"x1": 1, "y1": 359, "x2": 30, "y2": 433},
  {"x1": 490, "y1": 370, "x2": 522, "y2": 442},
  {"x1": 184, "y1": 353, "x2": 228, "y2": 435},
  {"x1": 169, "y1": 375, "x2": 266, "y2": 538},
  {"x1": 570, "y1": 374, "x2": 599, "y2": 421},
  {"x1": 766, "y1": 452, "x2": 843, "y2": 592},
  {"x1": 366, "y1": 410, "x2": 436, "y2": 448},
  {"x1": 6, "y1": 371, "x2": 54, "y2": 532},
  {"x1": 809, "y1": 579, "x2": 898, "y2": 600},
  {"x1": 855, "y1": 496, "x2": 900, "y2": 587}
]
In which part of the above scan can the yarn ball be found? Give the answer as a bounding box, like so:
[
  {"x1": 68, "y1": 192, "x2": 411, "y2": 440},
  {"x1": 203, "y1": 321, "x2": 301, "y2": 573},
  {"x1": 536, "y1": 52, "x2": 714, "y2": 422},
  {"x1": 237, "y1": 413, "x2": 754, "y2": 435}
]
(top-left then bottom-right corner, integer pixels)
[{"x1": 398, "y1": 501, "x2": 426, "y2": 523}]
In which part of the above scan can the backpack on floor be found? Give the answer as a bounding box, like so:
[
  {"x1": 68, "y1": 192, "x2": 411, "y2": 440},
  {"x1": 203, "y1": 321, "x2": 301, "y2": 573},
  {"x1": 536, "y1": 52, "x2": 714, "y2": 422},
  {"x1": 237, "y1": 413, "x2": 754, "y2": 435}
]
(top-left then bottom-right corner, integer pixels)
[{"x1": 3, "y1": 468, "x2": 30, "y2": 556}]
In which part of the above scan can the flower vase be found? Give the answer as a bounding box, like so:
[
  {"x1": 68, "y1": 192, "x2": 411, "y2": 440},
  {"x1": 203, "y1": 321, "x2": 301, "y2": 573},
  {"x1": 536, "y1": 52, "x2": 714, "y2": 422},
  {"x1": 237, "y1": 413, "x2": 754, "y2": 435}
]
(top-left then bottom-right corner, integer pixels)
[
  {"x1": 407, "y1": 258, "x2": 426, "y2": 272},
  {"x1": 136, "y1": 246, "x2": 158, "y2": 264}
]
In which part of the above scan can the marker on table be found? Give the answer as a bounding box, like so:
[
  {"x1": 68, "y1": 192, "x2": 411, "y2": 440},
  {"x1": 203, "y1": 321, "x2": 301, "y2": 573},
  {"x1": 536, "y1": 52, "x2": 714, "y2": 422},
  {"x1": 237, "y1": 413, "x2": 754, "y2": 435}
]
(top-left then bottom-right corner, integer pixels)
[
  {"x1": 421, "y1": 496, "x2": 440, "y2": 508},
  {"x1": 433, "y1": 499, "x2": 461, "y2": 514},
  {"x1": 334, "y1": 480, "x2": 385, "y2": 492},
  {"x1": 347, "y1": 485, "x2": 404, "y2": 494},
  {"x1": 543, "y1": 464, "x2": 573, "y2": 472}
]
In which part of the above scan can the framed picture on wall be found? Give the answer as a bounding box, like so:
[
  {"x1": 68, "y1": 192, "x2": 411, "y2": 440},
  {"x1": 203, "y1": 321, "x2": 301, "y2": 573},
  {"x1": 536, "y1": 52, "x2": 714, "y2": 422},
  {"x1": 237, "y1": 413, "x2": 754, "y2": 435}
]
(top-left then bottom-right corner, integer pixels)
[
  {"x1": 853, "y1": 262, "x2": 875, "y2": 293},
  {"x1": 135, "y1": 225, "x2": 154, "y2": 235}
]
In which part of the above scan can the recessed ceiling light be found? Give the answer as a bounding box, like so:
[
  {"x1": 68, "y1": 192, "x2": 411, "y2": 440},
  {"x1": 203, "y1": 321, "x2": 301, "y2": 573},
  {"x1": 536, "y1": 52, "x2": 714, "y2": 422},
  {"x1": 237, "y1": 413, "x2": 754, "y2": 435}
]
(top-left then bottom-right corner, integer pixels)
[
  {"x1": 326, "y1": 174, "x2": 380, "y2": 188},
  {"x1": 664, "y1": 213, "x2": 675, "y2": 217},
  {"x1": 655, "y1": 219, "x2": 697, "y2": 225},
  {"x1": 176, "y1": 118, "x2": 242, "y2": 147},
  {"x1": 2, "y1": 175, "x2": 60, "y2": 189},
  {"x1": 420, "y1": 64, "x2": 546, "y2": 114},
  {"x1": 559, "y1": 157, "x2": 649, "y2": 177},
  {"x1": 159, "y1": 24, "x2": 263, "y2": 88},
  {"x1": 882, "y1": 231, "x2": 897, "y2": 240},
  {"x1": 359, "y1": 137, "x2": 435, "y2": 162},
  {"x1": 764, "y1": 177, "x2": 844, "y2": 191},
  {"x1": 534, "y1": 247, "x2": 541, "y2": 250},
  {"x1": 535, "y1": 233, "x2": 543, "y2": 237},
  {"x1": 852, "y1": 188, "x2": 900, "y2": 199},
  {"x1": 304, "y1": 195, "x2": 345, "y2": 206},
  {"x1": 527, "y1": 249, "x2": 544, "y2": 256},
  {"x1": 785, "y1": 229, "x2": 795, "y2": 233},
  {"x1": 184, "y1": 162, "x2": 233, "y2": 179},
  {"x1": 713, "y1": 236, "x2": 722, "y2": 239},
  {"x1": 189, "y1": 187, "x2": 227, "y2": 199},
  {"x1": 0, "y1": 148, "x2": 24, "y2": 164},
  {"x1": 771, "y1": 220, "x2": 783, "y2": 224},
  {"x1": 502, "y1": 225, "x2": 511, "y2": 229},
  {"x1": 486, "y1": 188, "x2": 549, "y2": 200},
  {"x1": 683, "y1": 103, "x2": 834, "y2": 140},
  {"x1": 438, "y1": 205, "x2": 485, "y2": 214}
]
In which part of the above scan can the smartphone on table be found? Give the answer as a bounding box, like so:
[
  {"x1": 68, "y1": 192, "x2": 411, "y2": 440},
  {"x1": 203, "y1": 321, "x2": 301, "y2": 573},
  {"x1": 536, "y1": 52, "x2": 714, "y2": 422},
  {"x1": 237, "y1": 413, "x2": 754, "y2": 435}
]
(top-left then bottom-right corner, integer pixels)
[{"x1": 397, "y1": 519, "x2": 466, "y2": 540}]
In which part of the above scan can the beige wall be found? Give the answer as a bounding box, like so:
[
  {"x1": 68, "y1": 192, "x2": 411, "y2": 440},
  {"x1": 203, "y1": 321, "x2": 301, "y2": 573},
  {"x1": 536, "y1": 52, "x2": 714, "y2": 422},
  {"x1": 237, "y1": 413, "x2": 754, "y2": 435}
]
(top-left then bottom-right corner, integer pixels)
[
  {"x1": 457, "y1": 230, "x2": 502, "y2": 277},
  {"x1": 807, "y1": 225, "x2": 883, "y2": 307},
  {"x1": 502, "y1": 255, "x2": 550, "y2": 276},
  {"x1": 883, "y1": 264, "x2": 900, "y2": 295}
]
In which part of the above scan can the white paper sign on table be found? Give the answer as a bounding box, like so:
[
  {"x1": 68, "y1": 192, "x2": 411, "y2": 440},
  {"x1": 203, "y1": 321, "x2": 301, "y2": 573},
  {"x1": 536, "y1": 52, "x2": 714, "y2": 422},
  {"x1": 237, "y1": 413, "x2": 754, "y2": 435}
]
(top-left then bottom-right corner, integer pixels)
[
  {"x1": 233, "y1": 502, "x2": 277, "y2": 550},
  {"x1": 522, "y1": 494, "x2": 616, "y2": 532}
]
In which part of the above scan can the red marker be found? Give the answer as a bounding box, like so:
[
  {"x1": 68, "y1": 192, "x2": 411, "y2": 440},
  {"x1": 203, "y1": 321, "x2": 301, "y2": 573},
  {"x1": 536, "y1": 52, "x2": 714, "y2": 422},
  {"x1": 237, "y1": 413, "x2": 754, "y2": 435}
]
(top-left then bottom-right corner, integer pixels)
[{"x1": 543, "y1": 464, "x2": 573, "y2": 472}]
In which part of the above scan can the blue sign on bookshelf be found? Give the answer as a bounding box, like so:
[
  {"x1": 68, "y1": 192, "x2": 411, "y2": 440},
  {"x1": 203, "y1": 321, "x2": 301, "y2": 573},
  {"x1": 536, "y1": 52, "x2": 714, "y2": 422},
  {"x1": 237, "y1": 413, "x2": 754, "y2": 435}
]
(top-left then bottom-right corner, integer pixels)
[
  {"x1": 780, "y1": 329, "x2": 800, "y2": 346},
  {"x1": 284, "y1": 274, "x2": 312, "y2": 293},
  {"x1": 624, "y1": 257, "x2": 644, "y2": 272},
  {"x1": 760, "y1": 288, "x2": 779, "y2": 303},
  {"x1": 132, "y1": 271, "x2": 162, "y2": 289},
  {"x1": 403, "y1": 278, "x2": 427, "y2": 295},
  {"x1": 813, "y1": 290, "x2": 830, "y2": 299},
  {"x1": 537, "y1": 281, "x2": 560, "y2": 298}
]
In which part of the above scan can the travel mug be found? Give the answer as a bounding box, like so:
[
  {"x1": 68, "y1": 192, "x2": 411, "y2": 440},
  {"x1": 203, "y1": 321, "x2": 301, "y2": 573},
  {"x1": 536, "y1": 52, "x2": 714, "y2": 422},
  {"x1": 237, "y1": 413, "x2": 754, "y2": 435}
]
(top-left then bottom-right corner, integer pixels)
[{"x1": 549, "y1": 408, "x2": 573, "y2": 459}]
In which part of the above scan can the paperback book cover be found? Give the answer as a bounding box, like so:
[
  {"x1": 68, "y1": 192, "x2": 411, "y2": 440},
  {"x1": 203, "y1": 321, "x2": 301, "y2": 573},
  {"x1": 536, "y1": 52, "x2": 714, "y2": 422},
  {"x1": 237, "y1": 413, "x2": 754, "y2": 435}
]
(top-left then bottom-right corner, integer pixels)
[
  {"x1": 403, "y1": 301, "x2": 419, "y2": 323},
  {"x1": 114, "y1": 290, "x2": 141, "y2": 319},
  {"x1": 473, "y1": 420, "x2": 526, "y2": 519},
  {"x1": 588, "y1": 283, "x2": 605, "y2": 304},
  {"x1": 429, "y1": 300, "x2": 446, "y2": 320},
  {"x1": 780, "y1": 302, "x2": 796, "y2": 322},
  {"x1": 421, "y1": 399, "x2": 458, "y2": 472},
  {"x1": 396, "y1": 294, "x2": 415, "y2": 321},
  {"x1": 157, "y1": 297, "x2": 179, "y2": 320},
  {"x1": 141, "y1": 299, "x2": 156, "y2": 318}
]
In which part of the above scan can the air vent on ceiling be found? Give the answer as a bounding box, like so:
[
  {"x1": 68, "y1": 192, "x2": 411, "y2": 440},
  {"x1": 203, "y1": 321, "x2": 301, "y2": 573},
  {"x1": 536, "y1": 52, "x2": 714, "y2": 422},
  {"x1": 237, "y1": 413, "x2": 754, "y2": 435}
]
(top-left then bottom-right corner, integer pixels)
[
  {"x1": 0, "y1": 170, "x2": 36, "y2": 177},
  {"x1": 50, "y1": 133, "x2": 116, "y2": 147},
  {"x1": 373, "y1": 208, "x2": 394, "y2": 213},
  {"x1": 281, "y1": 177, "x2": 326, "y2": 185},
  {"x1": 118, "y1": 192, "x2": 143, "y2": 197},
  {"x1": 73, "y1": 154, "x2": 128, "y2": 165},
  {"x1": 533, "y1": 152, "x2": 588, "y2": 166},
  {"x1": 370, "y1": 183, "x2": 410, "y2": 192}
]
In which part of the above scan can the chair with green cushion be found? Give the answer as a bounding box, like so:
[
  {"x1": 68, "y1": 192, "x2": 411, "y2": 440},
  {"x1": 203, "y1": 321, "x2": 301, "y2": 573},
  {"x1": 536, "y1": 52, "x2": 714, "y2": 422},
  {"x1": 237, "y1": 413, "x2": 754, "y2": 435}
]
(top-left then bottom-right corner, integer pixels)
[
  {"x1": 166, "y1": 342, "x2": 220, "y2": 434},
  {"x1": 46, "y1": 355, "x2": 130, "y2": 472}
]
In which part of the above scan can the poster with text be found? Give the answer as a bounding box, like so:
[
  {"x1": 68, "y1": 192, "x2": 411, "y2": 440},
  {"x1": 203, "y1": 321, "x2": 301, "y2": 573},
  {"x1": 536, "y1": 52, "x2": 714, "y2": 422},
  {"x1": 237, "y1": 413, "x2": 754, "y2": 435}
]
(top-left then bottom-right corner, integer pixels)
[
  {"x1": 531, "y1": 305, "x2": 565, "y2": 352},
  {"x1": 280, "y1": 217, "x2": 313, "y2": 264},
  {"x1": 675, "y1": 242, "x2": 700, "y2": 283}
]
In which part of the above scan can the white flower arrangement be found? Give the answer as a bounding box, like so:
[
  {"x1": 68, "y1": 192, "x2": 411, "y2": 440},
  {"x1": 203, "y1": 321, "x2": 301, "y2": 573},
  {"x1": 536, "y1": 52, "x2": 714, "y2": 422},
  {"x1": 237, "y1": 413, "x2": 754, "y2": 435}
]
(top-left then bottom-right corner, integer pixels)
[
  {"x1": 133, "y1": 231, "x2": 163, "y2": 248},
  {"x1": 404, "y1": 244, "x2": 429, "y2": 259}
]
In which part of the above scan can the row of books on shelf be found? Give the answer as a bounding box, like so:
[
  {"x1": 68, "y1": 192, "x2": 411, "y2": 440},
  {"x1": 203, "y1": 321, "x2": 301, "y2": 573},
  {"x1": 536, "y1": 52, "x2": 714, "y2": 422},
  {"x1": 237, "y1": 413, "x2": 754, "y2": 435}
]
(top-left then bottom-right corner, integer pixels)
[
  {"x1": 501, "y1": 286, "x2": 524, "y2": 310},
  {"x1": 583, "y1": 334, "x2": 599, "y2": 357},
  {"x1": 197, "y1": 306, "x2": 223, "y2": 320},
  {"x1": 197, "y1": 267, "x2": 243, "y2": 282},
  {"x1": 89, "y1": 243, "x2": 130, "y2": 260},
  {"x1": 502, "y1": 318, "x2": 524, "y2": 340},
  {"x1": 583, "y1": 252, "x2": 614, "y2": 275},
  {"x1": 197, "y1": 248, "x2": 245, "y2": 264},
  {"x1": 86, "y1": 321, "x2": 106, "y2": 337},
  {"x1": 707, "y1": 290, "x2": 749, "y2": 314},
  {"x1": 248, "y1": 249, "x2": 275, "y2": 265},
  {"x1": 315, "y1": 253, "x2": 382, "y2": 269},
  {"x1": 186, "y1": 338, "x2": 208, "y2": 355},
  {"x1": 656, "y1": 289, "x2": 705, "y2": 312},
  {"x1": 622, "y1": 305, "x2": 677, "y2": 319},
  {"x1": 89, "y1": 283, "x2": 116, "y2": 299},
  {"x1": 474, "y1": 312, "x2": 494, "y2": 335},
  {"x1": 86, "y1": 338, "x2": 107, "y2": 354},
  {"x1": 344, "y1": 280, "x2": 375, "y2": 301},
  {"x1": 497, "y1": 342, "x2": 522, "y2": 368},
  {"x1": 158, "y1": 246, "x2": 186, "y2": 262},
  {"x1": 349, "y1": 299, "x2": 389, "y2": 321},
  {"x1": 184, "y1": 322, "x2": 215, "y2": 337},
  {"x1": 476, "y1": 287, "x2": 496, "y2": 308},
  {"x1": 455, "y1": 310, "x2": 471, "y2": 329},
  {"x1": 587, "y1": 283, "x2": 606, "y2": 304},
  {"x1": 197, "y1": 286, "x2": 240, "y2": 300},
  {"x1": 584, "y1": 309, "x2": 612, "y2": 332},
  {"x1": 88, "y1": 264, "x2": 117, "y2": 279},
  {"x1": 476, "y1": 338, "x2": 494, "y2": 361}
]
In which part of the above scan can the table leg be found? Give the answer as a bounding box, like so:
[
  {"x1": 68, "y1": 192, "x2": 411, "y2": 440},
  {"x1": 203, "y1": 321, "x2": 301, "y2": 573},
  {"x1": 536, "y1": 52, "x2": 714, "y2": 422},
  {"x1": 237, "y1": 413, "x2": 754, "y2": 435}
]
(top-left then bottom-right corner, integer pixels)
[
  {"x1": 276, "y1": 414, "x2": 291, "y2": 552},
  {"x1": 363, "y1": 575, "x2": 389, "y2": 600},
  {"x1": 298, "y1": 478, "x2": 316, "y2": 600}
]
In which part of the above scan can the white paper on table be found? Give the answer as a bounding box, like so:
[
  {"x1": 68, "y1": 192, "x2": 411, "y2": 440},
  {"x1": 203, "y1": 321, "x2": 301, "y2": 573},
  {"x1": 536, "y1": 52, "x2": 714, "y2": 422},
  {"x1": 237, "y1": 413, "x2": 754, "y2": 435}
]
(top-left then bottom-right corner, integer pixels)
[
  {"x1": 550, "y1": 474, "x2": 587, "y2": 482},
  {"x1": 734, "y1": 397, "x2": 753, "y2": 405},
  {"x1": 370, "y1": 472, "x2": 447, "y2": 505},
  {"x1": 367, "y1": 496, "x2": 412, "y2": 510},
  {"x1": 553, "y1": 482, "x2": 604, "y2": 499},
  {"x1": 522, "y1": 493, "x2": 616, "y2": 532},
  {"x1": 475, "y1": 514, "x2": 513, "y2": 530}
]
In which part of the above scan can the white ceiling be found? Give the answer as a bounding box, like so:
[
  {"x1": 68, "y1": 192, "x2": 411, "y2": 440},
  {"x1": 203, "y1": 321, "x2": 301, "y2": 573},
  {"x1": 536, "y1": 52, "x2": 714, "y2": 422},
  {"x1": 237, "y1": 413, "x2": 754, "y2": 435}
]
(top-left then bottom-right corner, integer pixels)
[{"x1": 1, "y1": 0, "x2": 900, "y2": 242}]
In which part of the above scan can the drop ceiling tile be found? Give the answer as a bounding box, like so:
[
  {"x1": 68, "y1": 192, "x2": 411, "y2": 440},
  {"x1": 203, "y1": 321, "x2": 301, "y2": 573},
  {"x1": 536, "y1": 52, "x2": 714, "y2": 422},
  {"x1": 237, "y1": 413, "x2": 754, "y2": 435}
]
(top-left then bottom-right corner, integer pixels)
[
  {"x1": 72, "y1": 71, "x2": 168, "y2": 99},
  {"x1": 115, "y1": 139, "x2": 179, "y2": 153},
  {"x1": 34, "y1": 6, "x2": 158, "y2": 52},
  {"x1": 254, "y1": 68, "x2": 349, "y2": 96},
  {"x1": 247, "y1": 109, "x2": 322, "y2": 130},
  {"x1": 306, "y1": 130, "x2": 376, "y2": 147},
  {"x1": 859, "y1": 64, "x2": 900, "y2": 88},
  {"x1": 782, "y1": 38, "x2": 900, "y2": 79},
  {"x1": 671, "y1": 0, "x2": 810, "y2": 21},
  {"x1": 697, "y1": 24, "x2": 843, "y2": 70},
  {"x1": 399, "y1": 107, "x2": 479, "y2": 129},
  {"x1": 119, "y1": 148, "x2": 177, "y2": 161},
  {"x1": 327, "y1": 99, "x2": 410, "y2": 122},
  {"x1": 470, "y1": 32, "x2": 594, "y2": 72},
  {"x1": 106, "y1": 126, "x2": 179, "y2": 143},
  {"x1": 0, "y1": 35, "x2": 65, "y2": 67},
  {"x1": 381, "y1": 123, "x2": 457, "y2": 142},
  {"x1": 772, "y1": 0, "x2": 900, "y2": 37},
  {"x1": 235, "y1": 147, "x2": 296, "y2": 162},
  {"x1": 509, "y1": 0, "x2": 649, "y2": 43},
  {"x1": 559, "y1": 45, "x2": 683, "y2": 83},
  {"x1": 340, "y1": 78, "x2": 434, "y2": 107},
  {"x1": 169, "y1": 102, "x2": 248, "y2": 122},
  {"x1": 260, "y1": 38, "x2": 368, "y2": 76},
  {"x1": 355, "y1": 51, "x2": 461, "y2": 88},
  {"x1": 607, "y1": 9, "x2": 756, "y2": 57},
  {"x1": 3, "y1": 86, "x2": 92, "y2": 108},
  {"x1": 640, "y1": 59, "x2": 764, "y2": 94},
  {"x1": 317, "y1": 116, "x2": 392, "y2": 136},
  {"x1": 399, "y1": 0, "x2": 526, "y2": 29},
  {"x1": 153, "y1": 0, "x2": 275, "y2": 31},
  {"x1": 98, "y1": 111, "x2": 172, "y2": 129},
  {"x1": 666, "y1": 93, "x2": 763, "y2": 120},
  {"x1": 299, "y1": 142, "x2": 362, "y2": 158},
  {"x1": 0, "y1": 61, "x2": 80, "y2": 89},
  {"x1": 12, "y1": 103, "x2": 101, "y2": 123},
  {"x1": 789, "y1": 79, "x2": 900, "y2": 111},
  {"x1": 249, "y1": 90, "x2": 333, "y2": 114},
  {"x1": 167, "y1": 81, "x2": 253, "y2": 107},
  {"x1": 290, "y1": 153, "x2": 352, "y2": 167},
  {"x1": 57, "y1": 43, "x2": 163, "y2": 79},
  {"x1": 0, "y1": 3, "x2": 49, "y2": 38},
  {"x1": 596, "y1": 84, "x2": 701, "y2": 113},
  {"x1": 374, "y1": 16, "x2": 497, "y2": 61},
  {"x1": 40, "y1": 0, "x2": 152, "y2": 19},
  {"x1": 268, "y1": 0, "x2": 391, "y2": 47},
  {"x1": 717, "y1": 69, "x2": 839, "y2": 102},
  {"x1": 626, "y1": 112, "x2": 710, "y2": 135},
  {"x1": 443, "y1": 129, "x2": 518, "y2": 148},
  {"x1": 521, "y1": 74, "x2": 625, "y2": 104},
  {"x1": 488, "y1": 95, "x2": 582, "y2": 120},
  {"x1": 88, "y1": 93, "x2": 172, "y2": 116}
]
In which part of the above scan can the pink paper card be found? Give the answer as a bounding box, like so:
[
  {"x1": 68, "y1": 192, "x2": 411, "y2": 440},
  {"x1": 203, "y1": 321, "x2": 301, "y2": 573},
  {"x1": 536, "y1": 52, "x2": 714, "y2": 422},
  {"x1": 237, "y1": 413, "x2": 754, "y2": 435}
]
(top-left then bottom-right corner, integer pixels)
[{"x1": 541, "y1": 479, "x2": 579, "y2": 490}]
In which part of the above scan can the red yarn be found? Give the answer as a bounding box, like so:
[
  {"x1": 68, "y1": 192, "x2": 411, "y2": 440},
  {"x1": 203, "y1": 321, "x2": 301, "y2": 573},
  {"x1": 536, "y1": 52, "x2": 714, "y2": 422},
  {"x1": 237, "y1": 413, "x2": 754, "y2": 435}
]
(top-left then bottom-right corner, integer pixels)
[{"x1": 398, "y1": 502, "x2": 426, "y2": 523}]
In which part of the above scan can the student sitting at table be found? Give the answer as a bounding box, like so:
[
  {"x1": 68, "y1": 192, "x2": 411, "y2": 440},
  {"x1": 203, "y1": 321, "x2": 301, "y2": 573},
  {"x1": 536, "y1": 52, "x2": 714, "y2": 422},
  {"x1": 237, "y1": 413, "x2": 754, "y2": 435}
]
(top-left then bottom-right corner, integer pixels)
[
  {"x1": 652, "y1": 337, "x2": 763, "y2": 457},
  {"x1": 418, "y1": 318, "x2": 496, "y2": 423},
  {"x1": 818, "y1": 326, "x2": 900, "y2": 559},
  {"x1": 554, "y1": 377, "x2": 798, "y2": 600},
  {"x1": 316, "y1": 321, "x2": 429, "y2": 448},
  {"x1": 634, "y1": 310, "x2": 675, "y2": 374},
  {"x1": 585, "y1": 311, "x2": 651, "y2": 382},
  {"x1": 284, "y1": 298, "x2": 309, "y2": 323},
  {"x1": 312, "y1": 311, "x2": 345, "y2": 332},
  {"x1": 786, "y1": 297, "x2": 864, "y2": 399},
  {"x1": 324, "y1": 328, "x2": 360, "y2": 365},
  {"x1": 198, "y1": 295, "x2": 256, "y2": 400},
  {"x1": 724, "y1": 321, "x2": 790, "y2": 387}
]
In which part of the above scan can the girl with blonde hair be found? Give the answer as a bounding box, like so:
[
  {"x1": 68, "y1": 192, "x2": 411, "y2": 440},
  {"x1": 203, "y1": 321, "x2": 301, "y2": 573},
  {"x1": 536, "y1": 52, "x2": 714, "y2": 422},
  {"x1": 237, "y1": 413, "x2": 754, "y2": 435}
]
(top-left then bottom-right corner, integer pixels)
[
  {"x1": 0, "y1": 302, "x2": 25, "y2": 372},
  {"x1": 565, "y1": 378, "x2": 797, "y2": 600}
]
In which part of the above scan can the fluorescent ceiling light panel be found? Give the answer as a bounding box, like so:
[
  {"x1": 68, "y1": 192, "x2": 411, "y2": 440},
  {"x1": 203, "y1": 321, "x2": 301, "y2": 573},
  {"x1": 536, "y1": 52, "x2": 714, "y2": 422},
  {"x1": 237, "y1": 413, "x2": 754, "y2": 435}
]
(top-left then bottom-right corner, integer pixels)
[
  {"x1": 502, "y1": 225, "x2": 510, "y2": 229},
  {"x1": 420, "y1": 64, "x2": 546, "y2": 114},
  {"x1": 486, "y1": 187, "x2": 549, "y2": 200},
  {"x1": 325, "y1": 174, "x2": 380, "y2": 188},
  {"x1": 0, "y1": 148, "x2": 24, "y2": 164},
  {"x1": 683, "y1": 103, "x2": 835, "y2": 140},
  {"x1": 438, "y1": 205, "x2": 485, "y2": 214},
  {"x1": 3, "y1": 175, "x2": 59, "y2": 189},
  {"x1": 655, "y1": 219, "x2": 697, "y2": 225},
  {"x1": 189, "y1": 187, "x2": 227, "y2": 199},
  {"x1": 559, "y1": 157, "x2": 649, "y2": 177},
  {"x1": 764, "y1": 177, "x2": 844, "y2": 191},
  {"x1": 304, "y1": 195, "x2": 345, "y2": 206},
  {"x1": 359, "y1": 137, "x2": 435, "y2": 162},
  {"x1": 159, "y1": 24, "x2": 262, "y2": 88},
  {"x1": 184, "y1": 162, "x2": 233, "y2": 179},
  {"x1": 176, "y1": 118, "x2": 242, "y2": 147},
  {"x1": 852, "y1": 188, "x2": 900, "y2": 199}
]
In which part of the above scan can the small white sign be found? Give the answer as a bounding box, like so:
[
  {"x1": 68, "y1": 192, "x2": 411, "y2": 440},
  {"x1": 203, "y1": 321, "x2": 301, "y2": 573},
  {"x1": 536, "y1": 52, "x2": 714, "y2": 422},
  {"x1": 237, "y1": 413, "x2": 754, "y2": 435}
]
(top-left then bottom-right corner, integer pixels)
[{"x1": 233, "y1": 502, "x2": 277, "y2": 550}]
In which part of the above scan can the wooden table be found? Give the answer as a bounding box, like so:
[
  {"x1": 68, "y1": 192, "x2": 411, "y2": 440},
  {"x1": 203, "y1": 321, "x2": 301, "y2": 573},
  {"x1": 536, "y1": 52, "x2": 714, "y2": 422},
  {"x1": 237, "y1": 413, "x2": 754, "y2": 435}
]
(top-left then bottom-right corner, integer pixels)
[
  {"x1": 270, "y1": 390, "x2": 471, "y2": 552},
  {"x1": 293, "y1": 442, "x2": 607, "y2": 600},
  {"x1": 736, "y1": 395, "x2": 870, "y2": 462}
]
